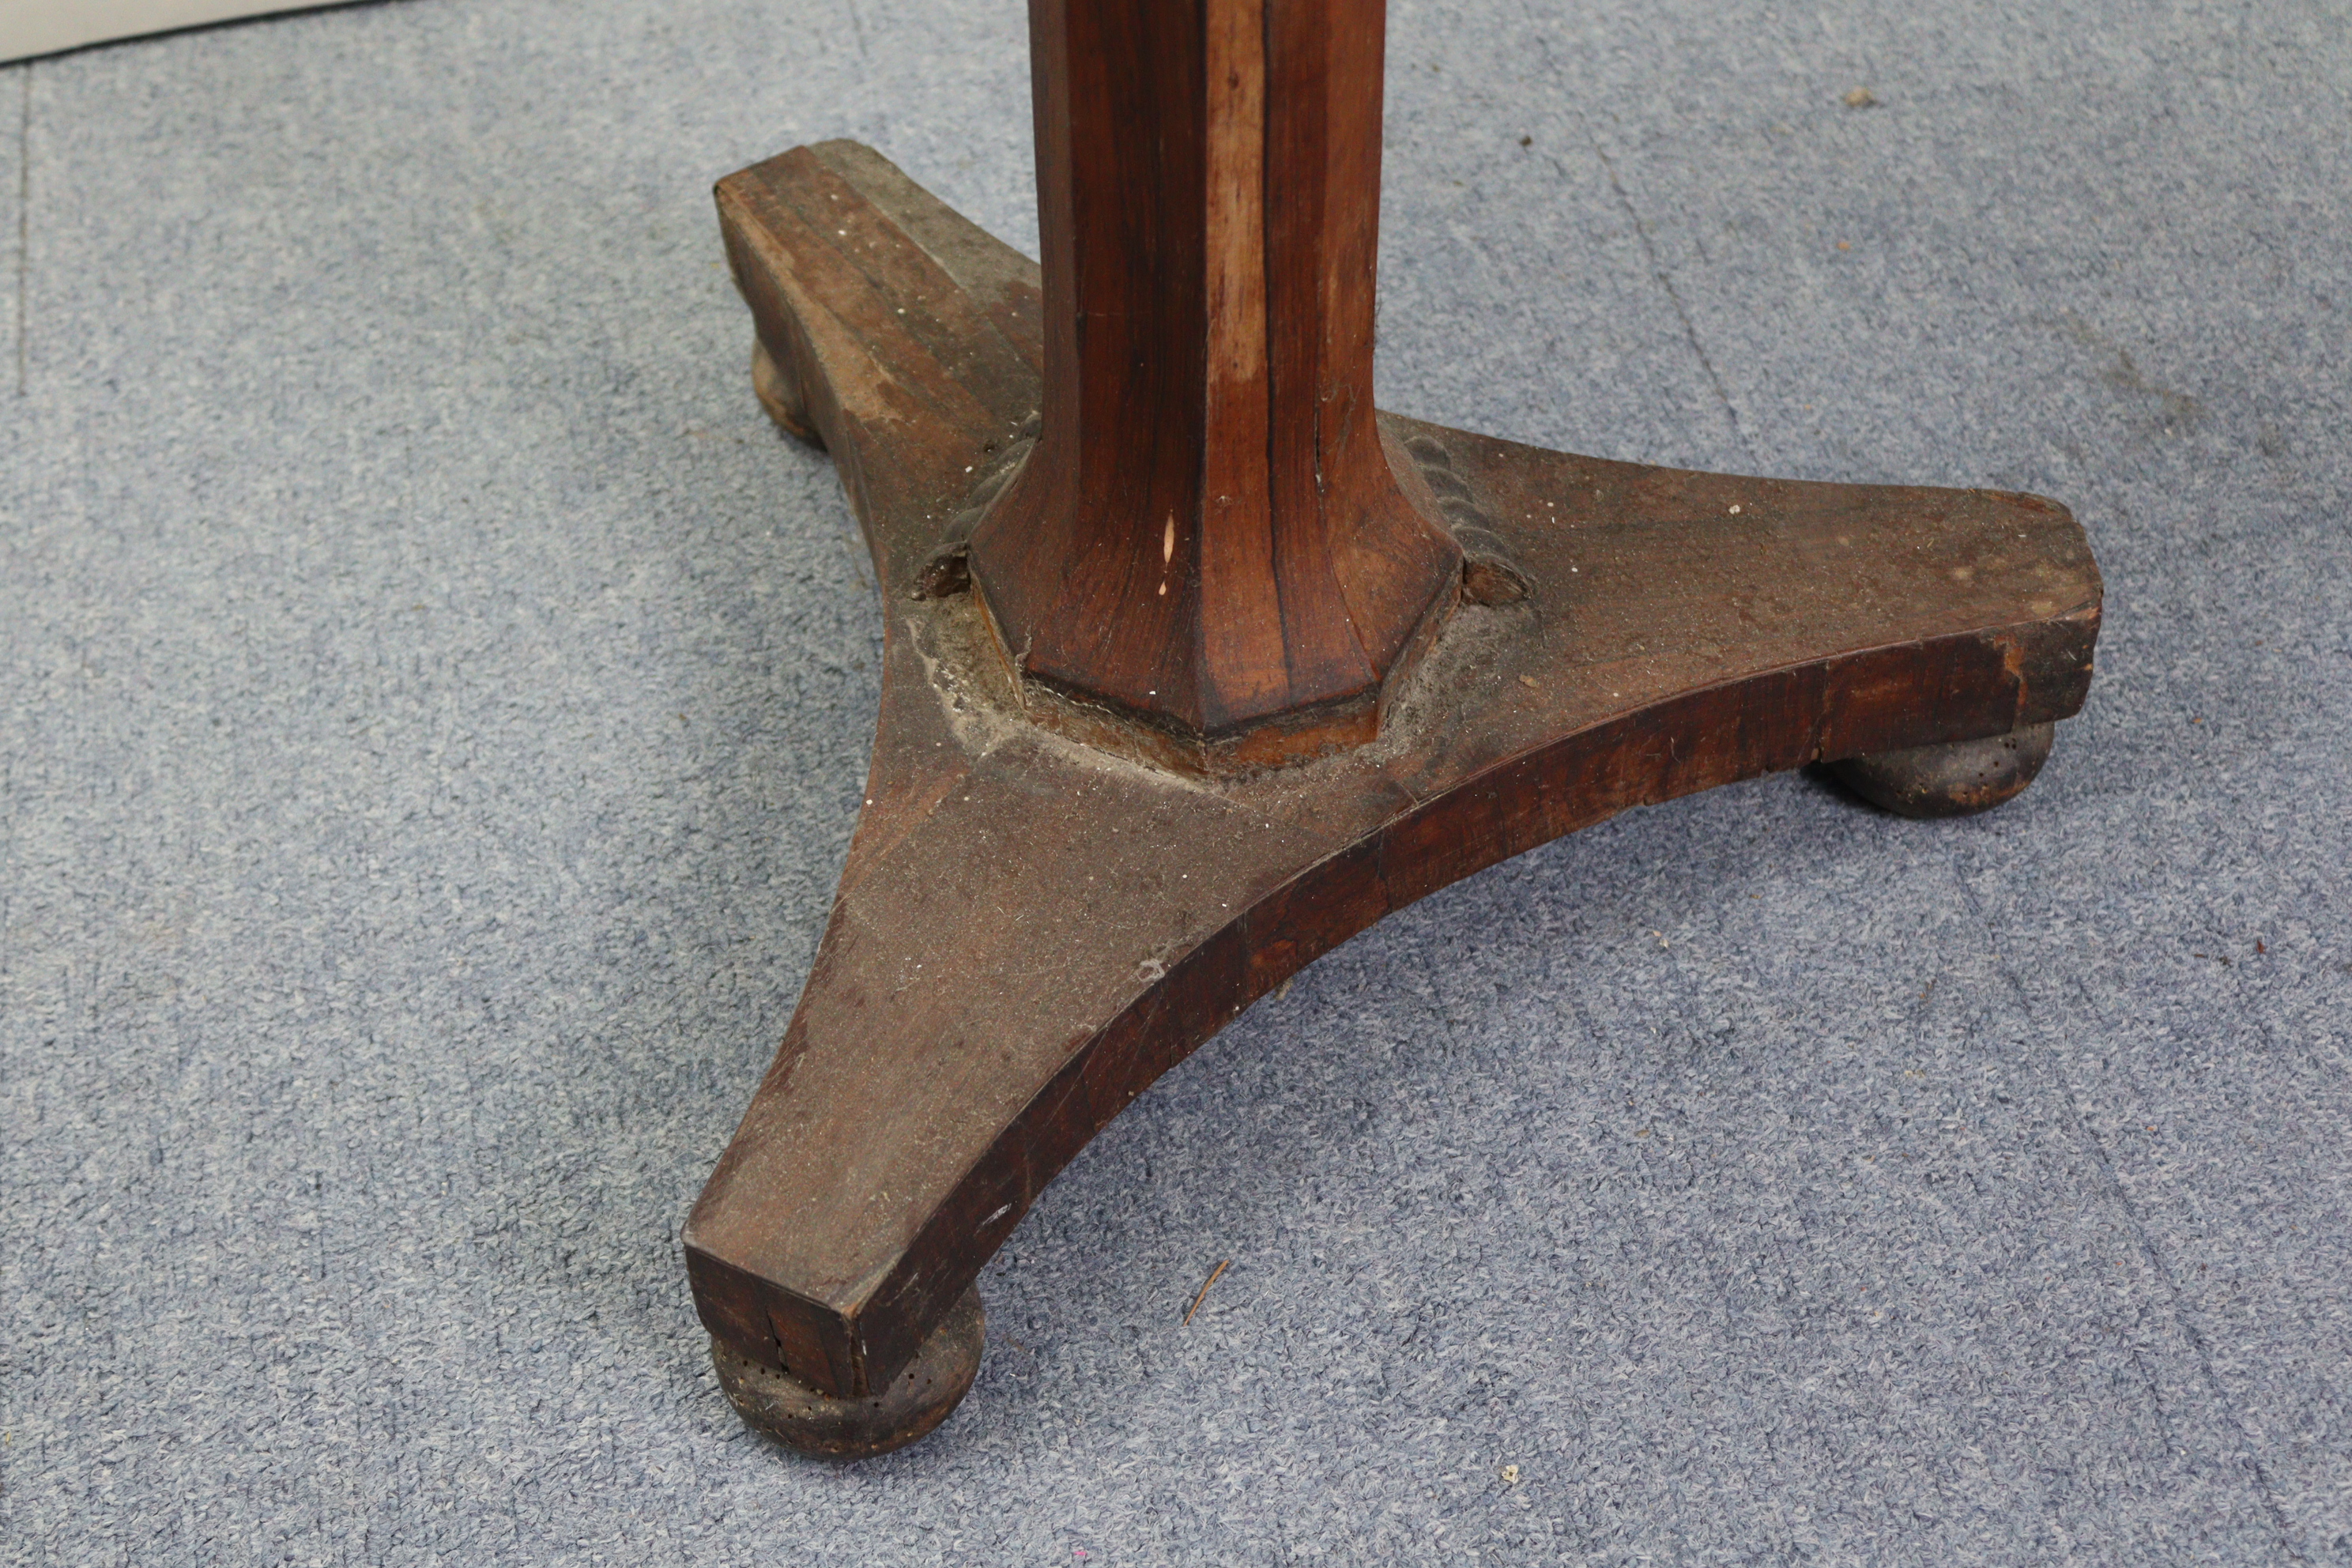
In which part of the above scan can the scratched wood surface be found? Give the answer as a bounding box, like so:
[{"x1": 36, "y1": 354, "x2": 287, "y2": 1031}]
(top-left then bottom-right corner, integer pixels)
[{"x1": 685, "y1": 141, "x2": 2101, "y2": 1398}]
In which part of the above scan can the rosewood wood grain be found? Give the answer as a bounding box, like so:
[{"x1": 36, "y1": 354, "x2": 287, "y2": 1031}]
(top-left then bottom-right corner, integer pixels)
[
  {"x1": 967, "y1": 0, "x2": 1461, "y2": 771},
  {"x1": 687, "y1": 140, "x2": 2101, "y2": 1420}
]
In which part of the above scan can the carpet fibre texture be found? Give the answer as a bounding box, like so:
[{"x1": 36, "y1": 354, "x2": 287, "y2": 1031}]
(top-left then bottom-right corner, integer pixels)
[{"x1": 3, "y1": 1, "x2": 2348, "y2": 1562}]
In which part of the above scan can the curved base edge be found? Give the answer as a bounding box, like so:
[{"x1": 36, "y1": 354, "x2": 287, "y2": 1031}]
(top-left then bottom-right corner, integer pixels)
[{"x1": 712, "y1": 1285, "x2": 984, "y2": 1460}]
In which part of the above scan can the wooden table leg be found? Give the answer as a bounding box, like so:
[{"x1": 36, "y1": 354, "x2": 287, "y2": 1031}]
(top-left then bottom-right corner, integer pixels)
[{"x1": 685, "y1": 0, "x2": 2101, "y2": 1458}]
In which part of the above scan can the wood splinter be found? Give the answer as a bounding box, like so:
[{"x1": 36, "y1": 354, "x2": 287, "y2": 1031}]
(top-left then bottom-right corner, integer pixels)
[
  {"x1": 1185, "y1": 1260, "x2": 1233, "y2": 1327},
  {"x1": 683, "y1": 0, "x2": 2101, "y2": 1458}
]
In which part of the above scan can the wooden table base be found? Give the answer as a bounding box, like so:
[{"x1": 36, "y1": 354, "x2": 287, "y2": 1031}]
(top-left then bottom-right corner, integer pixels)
[{"x1": 680, "y1": 140, "x2": 2101, "y2": 1457}]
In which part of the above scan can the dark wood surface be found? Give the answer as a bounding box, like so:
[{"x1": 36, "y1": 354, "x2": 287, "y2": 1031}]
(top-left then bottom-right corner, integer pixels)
[
  {"x1": 966, "y1": 0, "x2": 1461, "y2": 770},
  {"x1": 688, "y1": 140, "x2": 2101, "y2": 1400}
]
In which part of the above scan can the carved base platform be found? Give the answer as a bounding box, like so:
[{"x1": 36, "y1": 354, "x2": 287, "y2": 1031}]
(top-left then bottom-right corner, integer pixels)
[{"x1": 683, "y1": 141, "x2": 2101, "y2": 1452}]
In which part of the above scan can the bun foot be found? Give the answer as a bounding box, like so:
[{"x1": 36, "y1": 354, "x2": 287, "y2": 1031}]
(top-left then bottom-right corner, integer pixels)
[
  {"x1": 751, "y1": 338, "x2": 824, "y2": 447},
  {"x1": 1831, "y1": 722, "x2": 2056, "y2": 820},
  {"x1": 710, "y1": 1285, "x2": 983, "y2": 1459}
]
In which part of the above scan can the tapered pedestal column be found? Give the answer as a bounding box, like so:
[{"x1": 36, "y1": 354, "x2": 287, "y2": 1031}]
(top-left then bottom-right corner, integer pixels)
[
  {"x1": 683, "y1": 1, "x2": 2101, "y2": 1458},
  {"x1": 970, "y1": 0, "x2": 1460, "y2": 772}
]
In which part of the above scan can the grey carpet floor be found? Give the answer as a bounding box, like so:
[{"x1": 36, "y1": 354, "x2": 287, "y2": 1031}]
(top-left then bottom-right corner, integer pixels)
[{"x1": 2, "y1": 0, "x2": 2347, "y2": 1562}]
